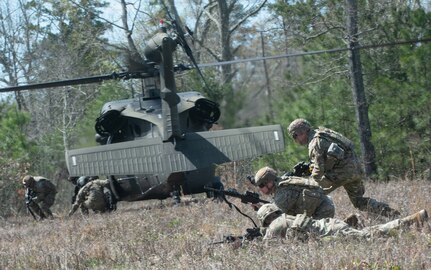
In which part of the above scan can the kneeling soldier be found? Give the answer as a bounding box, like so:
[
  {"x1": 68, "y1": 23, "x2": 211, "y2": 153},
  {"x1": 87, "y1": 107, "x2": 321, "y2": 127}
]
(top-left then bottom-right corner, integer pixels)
[
  {"x1": 22, "y1": 175, "x2": 57, "y2": 220},
  {"x1": 68, "y1": 179, "x2": 116, "y2": 216},
  {"x1": 254, "y1": 166, "x2": 335, "y2": 219}
]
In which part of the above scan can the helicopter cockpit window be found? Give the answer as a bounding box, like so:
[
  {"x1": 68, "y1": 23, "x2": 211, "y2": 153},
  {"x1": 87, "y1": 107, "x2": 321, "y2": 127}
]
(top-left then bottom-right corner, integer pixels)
[
  {"x1": 189, "y1": 99, "x2": 220, "y2": 125},
  {"x1": 95, "y1": 109, "x2": 125, "y2": 137}
]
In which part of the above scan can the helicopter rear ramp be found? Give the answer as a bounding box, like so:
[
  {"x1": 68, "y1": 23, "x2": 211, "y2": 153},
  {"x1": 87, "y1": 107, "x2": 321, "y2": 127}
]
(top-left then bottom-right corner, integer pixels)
[{"x1": 66, "y1": 124, "x2": 284, "y2": 179}]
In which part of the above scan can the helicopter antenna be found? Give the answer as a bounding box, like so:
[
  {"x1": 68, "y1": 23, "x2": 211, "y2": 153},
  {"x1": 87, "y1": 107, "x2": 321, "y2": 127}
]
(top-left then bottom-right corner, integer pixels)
[{"x1": 161, "y1": 1, "x2": 210, "y2": 89}]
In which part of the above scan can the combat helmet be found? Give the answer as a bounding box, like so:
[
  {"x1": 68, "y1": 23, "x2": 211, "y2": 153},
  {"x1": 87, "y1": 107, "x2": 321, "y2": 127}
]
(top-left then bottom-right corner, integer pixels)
[
  {"x1": 254, "y1": 166, "x2": 278, "y2": 186},
  {"x1": 77, "y1": 176, "x2": 91, "y2": 187},
  {"x1": 22, "y1": 175, "x2": 35, "y2": 187},
  {"x1": 287, "y1": 118, "x2": 311, "y2": 137},
  {"x1": 257, "y1": 203, "x2": 282, "y2": 227}
]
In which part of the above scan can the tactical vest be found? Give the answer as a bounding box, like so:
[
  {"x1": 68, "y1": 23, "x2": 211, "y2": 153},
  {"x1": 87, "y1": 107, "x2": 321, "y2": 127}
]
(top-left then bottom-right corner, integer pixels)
[
  {"x1": 278, "y1": 176, "x2": 323, "y2": 217},
  {"x1": 314, "y1": 128, "x2": 354, "y2": 152}
]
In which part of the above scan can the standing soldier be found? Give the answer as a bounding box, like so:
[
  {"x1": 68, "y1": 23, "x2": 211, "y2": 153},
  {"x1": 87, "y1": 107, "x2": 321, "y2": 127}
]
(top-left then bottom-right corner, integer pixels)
[
  {"x1": 22, "y1": 175, "x2": 57, "y2": 220},
  {"x1": 287, "y1": 118, "x2": 400, "y2": 217},
  {"x1": 253, "y1": 166, "x2": 335, "y2": 219},
  {"x1": 257, "y1": 203, "x2": 428, "y2": 240},
  {"x1": 68, "y1": 179, "x2": 116, "y2": 216}
]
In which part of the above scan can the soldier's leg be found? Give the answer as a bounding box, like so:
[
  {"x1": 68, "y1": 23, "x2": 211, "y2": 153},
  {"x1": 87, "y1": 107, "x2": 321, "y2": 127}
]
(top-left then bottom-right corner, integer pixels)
[
  {"x1": 311, "y1": 217, "x2": 368, "y2": 238},
  {"x1": 399, "y1": 209, "x2": 428, "y2": 227},
  {"x1": 39, "y1": 202, "x2": 53, "y2": 218},
  {"x1": 103, "y1": 187, "x2": 115, "y2": 211},
  {"x1": 367, "y1": 209, "x2": 428, "y2": 237},
  {"x1": 344, "y1": 180, "x2": 400, "y2": 217},
  {"x1": 40, "y1": 194, "x2": 55, "y2": 218},
  {"x1": 313, "y1": 194, "x2": 335, "y2": 219},
  {"x1": 80, "y1": 205, "x2": 89, "y2": 215},
  {"x1": 28, "y1": 201, "x2": 46, "y2": 219}
]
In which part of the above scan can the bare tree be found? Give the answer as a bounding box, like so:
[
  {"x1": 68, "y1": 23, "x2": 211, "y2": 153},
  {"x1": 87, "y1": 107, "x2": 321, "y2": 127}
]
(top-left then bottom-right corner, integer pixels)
[
  {"x1": 0, "y1": 0, "x2": 46, "y2": 109},
  {"x1": 345, "y1": 0, "x2": 377, "y2": 176},
  {"x1": 187, "y1": 0, "x2": 268, "y2": 84}
]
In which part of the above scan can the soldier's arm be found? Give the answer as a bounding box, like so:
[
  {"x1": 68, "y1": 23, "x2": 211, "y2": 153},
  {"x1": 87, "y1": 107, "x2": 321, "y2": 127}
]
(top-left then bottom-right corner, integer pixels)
[
  {"x1": 68, "y1": 203, "x2": 80, "y2": 216},
  {"x1": 309, "y1": 139, "x2": 326, "y2": 181},
  {"x1": 32, "y1": 191, "x2": 43, "y2": 203},
  {"x1": 68, "y1": 188, "x2": 87, "y2": 216},
  {"x1": 75, "y1": 184, "x2": 89, "y2": 202}
]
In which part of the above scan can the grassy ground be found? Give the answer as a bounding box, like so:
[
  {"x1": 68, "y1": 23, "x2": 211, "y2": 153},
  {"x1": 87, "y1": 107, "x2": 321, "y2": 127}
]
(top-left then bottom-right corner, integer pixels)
[{"x1": 1, "y1": 178, "x2": 430, "y2": 270}]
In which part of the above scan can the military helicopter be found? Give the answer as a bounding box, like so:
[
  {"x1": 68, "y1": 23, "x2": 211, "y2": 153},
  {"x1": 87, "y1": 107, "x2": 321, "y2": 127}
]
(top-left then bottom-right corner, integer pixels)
[{"x1": 0, "y1": 18, "x2": 285, "y2": 203}]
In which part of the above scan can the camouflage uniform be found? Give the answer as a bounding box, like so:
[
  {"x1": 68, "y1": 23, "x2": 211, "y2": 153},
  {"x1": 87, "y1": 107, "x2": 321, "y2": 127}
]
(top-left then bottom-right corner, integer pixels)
[
  {"x1": 263, "y1": 211, "x2": 428, "y2": 240},
  {"x1": 22, "y1": 175, "x2": 57, "y2": 219},
  {"x1": 288, "y1": 119, "x2": 399, "y2": 217},
  {"x1": 257, "y1": 203, "x2": 428, "y2": 241},
  {"x1": 255, "y1": 167, "x2": 335, "y2": 219},
  {"x1": 68, "y1": 179, "x2": 114, "y2": 216},
  {"x1": 71, "y1": 176, "x2": 98, "y2": 205}
]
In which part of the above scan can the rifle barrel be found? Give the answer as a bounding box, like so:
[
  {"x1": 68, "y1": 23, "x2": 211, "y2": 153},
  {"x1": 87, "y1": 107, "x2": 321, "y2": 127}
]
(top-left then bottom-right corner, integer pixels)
[{"x1": 204, "y1": 186, "x2": 269, "y2": 204}]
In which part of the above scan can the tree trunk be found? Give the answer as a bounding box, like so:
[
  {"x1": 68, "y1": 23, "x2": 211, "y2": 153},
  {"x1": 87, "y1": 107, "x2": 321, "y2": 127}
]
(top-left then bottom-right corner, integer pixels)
[{"x1": 345, "y1": 0, "x2": 377, "y2": 176}]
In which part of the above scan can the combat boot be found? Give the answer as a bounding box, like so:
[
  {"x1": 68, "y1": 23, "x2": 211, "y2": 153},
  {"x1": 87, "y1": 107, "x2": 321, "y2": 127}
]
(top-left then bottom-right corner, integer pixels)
[
  {"x1": 380, "y1": 205, "x2": 401, "y2": 218},
  {"x1": 361, "y1": 198, "x2": 400, "y2": 218},
  {"x1": 400, "y1": 209, "x2": 428, "y2": 227}
]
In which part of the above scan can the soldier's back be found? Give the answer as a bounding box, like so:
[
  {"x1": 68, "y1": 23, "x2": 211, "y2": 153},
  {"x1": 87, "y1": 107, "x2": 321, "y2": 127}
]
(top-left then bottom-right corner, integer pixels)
[{"x1": 275, "y1": 176, "x2": 334, "y2": 218}]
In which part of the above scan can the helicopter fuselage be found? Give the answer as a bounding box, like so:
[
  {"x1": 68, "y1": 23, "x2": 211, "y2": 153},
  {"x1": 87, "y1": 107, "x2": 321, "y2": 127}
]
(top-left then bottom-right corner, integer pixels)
[{"x1": 94, "y1": 91, "x2": 222, "y2": 201}]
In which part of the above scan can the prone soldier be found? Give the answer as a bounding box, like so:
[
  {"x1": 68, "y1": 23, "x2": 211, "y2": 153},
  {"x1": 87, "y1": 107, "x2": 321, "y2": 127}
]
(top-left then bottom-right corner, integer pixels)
[
  {"x1": 257, "y1": 203, "x2": 428, "y2": 240},
  {"x1": 22, "y1": 175, "x2": 57, "y2": 219}
]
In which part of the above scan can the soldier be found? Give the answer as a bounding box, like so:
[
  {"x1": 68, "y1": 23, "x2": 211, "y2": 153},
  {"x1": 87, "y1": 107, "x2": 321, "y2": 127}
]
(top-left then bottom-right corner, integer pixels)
[
  {"x1": 287, "y1": 118, "x2": 400, "y2": 217},
  {"x1": 68, "y1": 179, "x2": 116, "y2": 216},
  {"x1": 257, "y1": 203, "x2": 428, "y2": 240},
  {"x1": 22, "y1": 175, "x2": 57, "y2": 219},
  {"x1": 71, "y1": 176, "x2": 99, "y2": 205},
  {"x1": 253, "y1": 166, "x2": 335, "y2": 219}
]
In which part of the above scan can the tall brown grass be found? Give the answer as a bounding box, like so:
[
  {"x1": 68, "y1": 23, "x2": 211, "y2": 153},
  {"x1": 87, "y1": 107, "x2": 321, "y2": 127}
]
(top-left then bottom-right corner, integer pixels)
[{"x1": 1, "y1": 177, "x2": 430, "y2": 270}]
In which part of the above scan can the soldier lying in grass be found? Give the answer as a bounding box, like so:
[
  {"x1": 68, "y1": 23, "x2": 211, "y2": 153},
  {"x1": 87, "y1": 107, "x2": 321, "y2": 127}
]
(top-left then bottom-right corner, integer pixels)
[{"x1": 257, "y1": 203, "x2": 428, "y2": 241}]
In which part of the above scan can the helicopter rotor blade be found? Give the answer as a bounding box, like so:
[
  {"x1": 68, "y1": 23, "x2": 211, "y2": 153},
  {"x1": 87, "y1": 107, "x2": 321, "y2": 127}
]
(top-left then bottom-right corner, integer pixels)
[
  {"x1": 162, "y1": 2, "x2": 209, "y2": 88},
  {"x1": 0, "y1": 71, "x2": 157, "y2": 93}
]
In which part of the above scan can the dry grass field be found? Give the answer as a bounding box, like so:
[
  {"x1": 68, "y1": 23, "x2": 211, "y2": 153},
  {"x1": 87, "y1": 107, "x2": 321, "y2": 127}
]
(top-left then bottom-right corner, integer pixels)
[{"x1": 1, "y1": 177, "x2": 430, "y2": 270}]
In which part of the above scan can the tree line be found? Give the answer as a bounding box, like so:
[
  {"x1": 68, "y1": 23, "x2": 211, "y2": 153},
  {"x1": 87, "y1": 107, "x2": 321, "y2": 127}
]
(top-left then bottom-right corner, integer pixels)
[{"x1": 0, "y1": 0, "x2": 430, "y2": 216}]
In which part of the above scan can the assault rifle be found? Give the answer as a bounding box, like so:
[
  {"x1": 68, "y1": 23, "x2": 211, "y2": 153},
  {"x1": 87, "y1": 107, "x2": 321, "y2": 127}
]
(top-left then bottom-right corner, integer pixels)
[
  {"x1": 25, "y1": 188, "x2": 46, "y2": 220},
  {"x1": 283, "y1": 161, "x2": 312, "y2": 177},
  {"x1": 204, "y1": 187, "x2": 269, "y2": 205},
  {"x1": 205, "y1": 186, "x2": 269, "y2": 227},
  {"x1": 210, "y1": 227, "x2": 262, "y2": 245}
]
